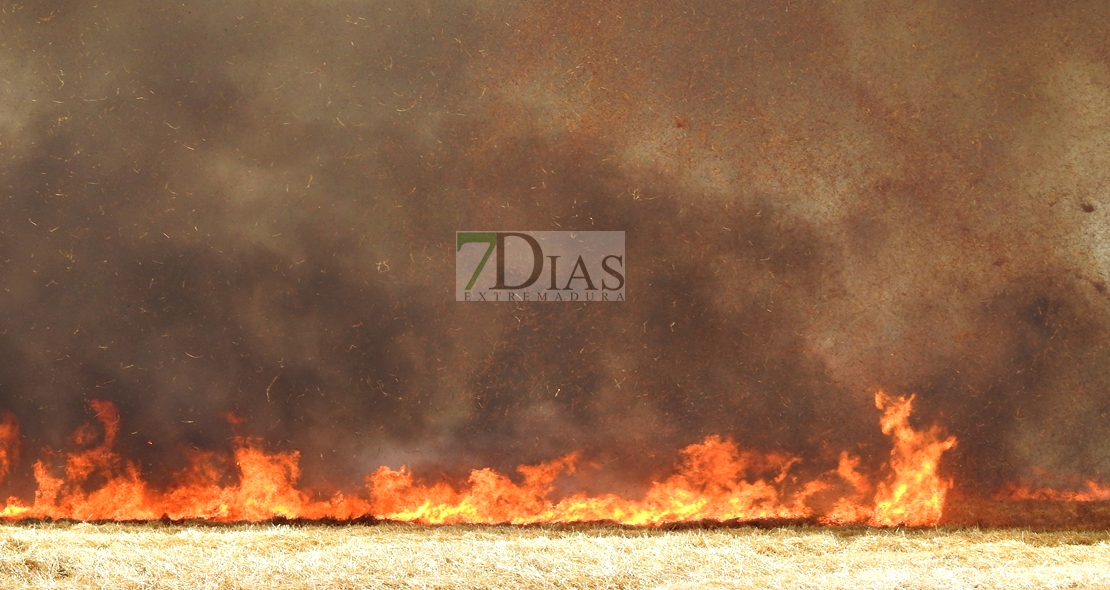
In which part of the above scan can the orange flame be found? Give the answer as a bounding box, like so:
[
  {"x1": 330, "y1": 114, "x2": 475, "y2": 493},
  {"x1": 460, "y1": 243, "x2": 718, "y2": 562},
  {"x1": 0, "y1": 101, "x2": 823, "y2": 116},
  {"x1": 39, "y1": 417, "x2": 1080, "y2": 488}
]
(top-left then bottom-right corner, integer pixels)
[
  {"x1": 0, "y1": 412, "x2": 17, "y2": 483},
  {"x1": 870, "y1": 392, "x2": 957, "y2": 526},
  {"x1": 996, "y1": 480, "x2": 1110, "y2": 503},
  {"x1": 0, "y1": 391, "x2": 957, "y2": 525}
]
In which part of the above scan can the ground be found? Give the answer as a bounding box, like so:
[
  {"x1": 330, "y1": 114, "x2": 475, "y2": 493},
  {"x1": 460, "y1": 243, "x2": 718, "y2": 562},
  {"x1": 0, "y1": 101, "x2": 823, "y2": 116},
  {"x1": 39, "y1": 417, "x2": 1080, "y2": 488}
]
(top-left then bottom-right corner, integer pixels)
[{"x1": 1, "y1": 522, "x2": 1109, "y2": 589}]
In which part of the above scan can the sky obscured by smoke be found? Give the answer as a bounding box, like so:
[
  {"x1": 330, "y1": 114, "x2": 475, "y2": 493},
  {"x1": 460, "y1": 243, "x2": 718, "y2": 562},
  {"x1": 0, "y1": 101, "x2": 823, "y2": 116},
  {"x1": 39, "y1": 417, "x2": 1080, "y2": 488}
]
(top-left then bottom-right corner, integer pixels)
[{"x1": 2, "y1": 0, "x2": 1110, "y2": 498}]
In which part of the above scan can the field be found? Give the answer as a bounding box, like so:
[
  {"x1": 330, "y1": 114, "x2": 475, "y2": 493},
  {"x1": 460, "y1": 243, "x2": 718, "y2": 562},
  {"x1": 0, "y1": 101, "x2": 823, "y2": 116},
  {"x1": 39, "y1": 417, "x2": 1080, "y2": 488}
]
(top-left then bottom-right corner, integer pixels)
[{"x1": 1, "y1": 522, "x2": 1109, "y2": 589}]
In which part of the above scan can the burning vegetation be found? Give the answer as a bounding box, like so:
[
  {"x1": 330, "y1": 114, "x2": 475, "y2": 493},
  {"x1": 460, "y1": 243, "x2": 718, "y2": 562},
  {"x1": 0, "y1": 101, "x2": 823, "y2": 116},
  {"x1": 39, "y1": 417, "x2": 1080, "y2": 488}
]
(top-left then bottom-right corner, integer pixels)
[
  {"x1": 4, "y1": 0, "x2": 1110, "y2": 539},
  {"x1": 0, "y1": 391, "x2": 1022, "y2": 527}
]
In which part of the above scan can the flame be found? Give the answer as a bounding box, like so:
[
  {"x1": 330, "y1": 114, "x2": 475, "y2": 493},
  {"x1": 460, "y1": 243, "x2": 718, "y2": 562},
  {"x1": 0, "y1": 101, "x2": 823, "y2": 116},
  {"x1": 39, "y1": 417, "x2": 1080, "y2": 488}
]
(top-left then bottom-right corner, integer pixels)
[
  {"x1": 996, "y1": 480, "x2": 1110, "y2": 502},
  {"x1": 0, "y1": 392, "x2": 958, "y2": 526},
  {"x1": 0, "y1": 412, "x2": 18, "y2": 485},
  {"x1": 369, "y1": 437, "x2": 809, "y2": 525},
  {"x1": 870, "y1": 392, "x2": 957, "y2": 526}
]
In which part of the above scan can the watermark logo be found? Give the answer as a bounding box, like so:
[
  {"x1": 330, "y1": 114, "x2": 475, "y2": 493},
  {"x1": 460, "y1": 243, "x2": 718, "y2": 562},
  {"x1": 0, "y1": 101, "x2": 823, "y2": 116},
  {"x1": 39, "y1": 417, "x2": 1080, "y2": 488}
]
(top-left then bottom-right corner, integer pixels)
[{"x1": 456, "y1": 231, "x2": 624, "y2": 301}]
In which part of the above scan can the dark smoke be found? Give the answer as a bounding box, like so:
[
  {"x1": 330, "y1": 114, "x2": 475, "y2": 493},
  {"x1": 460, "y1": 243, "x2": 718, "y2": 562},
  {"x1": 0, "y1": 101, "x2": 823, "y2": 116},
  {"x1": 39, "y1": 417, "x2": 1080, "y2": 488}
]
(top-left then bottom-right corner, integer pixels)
[{"x1": 2, "y1": 0, "x2": 1110, "y2": 502}]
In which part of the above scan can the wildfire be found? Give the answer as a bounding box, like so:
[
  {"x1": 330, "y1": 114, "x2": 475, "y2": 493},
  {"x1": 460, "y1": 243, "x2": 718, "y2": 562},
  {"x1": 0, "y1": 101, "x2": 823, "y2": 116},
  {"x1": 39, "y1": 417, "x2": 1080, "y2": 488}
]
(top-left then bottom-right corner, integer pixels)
[
  {"x1": 0, "y1": 392, "x2": 958, "y2": 526},
  {"x1": 996, "y1": 480, "x2": 1110, "y2": 503}
]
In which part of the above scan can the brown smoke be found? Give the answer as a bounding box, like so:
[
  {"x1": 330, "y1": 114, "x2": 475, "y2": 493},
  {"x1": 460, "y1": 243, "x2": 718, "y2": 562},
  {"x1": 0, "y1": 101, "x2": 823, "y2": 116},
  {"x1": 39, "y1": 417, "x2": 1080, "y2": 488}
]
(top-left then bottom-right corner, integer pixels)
[{"x1": 1, "y1": 0, "x2": 1109, "y2": 503}]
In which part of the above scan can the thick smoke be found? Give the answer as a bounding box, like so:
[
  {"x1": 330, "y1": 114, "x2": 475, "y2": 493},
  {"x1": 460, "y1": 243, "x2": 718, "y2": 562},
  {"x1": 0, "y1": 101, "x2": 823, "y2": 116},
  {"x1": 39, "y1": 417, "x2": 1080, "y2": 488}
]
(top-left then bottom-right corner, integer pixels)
[{"x1": 1, "y1": 0, "x2": 1110, "y2": 501}]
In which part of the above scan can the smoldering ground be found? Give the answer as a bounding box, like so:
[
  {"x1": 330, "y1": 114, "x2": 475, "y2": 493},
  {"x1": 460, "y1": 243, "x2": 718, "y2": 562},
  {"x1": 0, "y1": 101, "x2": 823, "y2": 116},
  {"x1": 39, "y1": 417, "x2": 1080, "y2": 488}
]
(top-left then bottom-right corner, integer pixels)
[{"x1": 1, "y1": 0, "x2": 1110, "y2": 504}]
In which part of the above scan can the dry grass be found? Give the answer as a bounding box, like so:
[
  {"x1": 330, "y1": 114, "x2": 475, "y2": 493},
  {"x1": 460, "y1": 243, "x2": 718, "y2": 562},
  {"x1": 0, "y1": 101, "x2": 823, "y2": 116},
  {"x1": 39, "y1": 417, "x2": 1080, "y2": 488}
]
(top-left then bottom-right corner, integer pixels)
[{"x1": 0, "y1": 522, "x2": 1109, "y2": 589}]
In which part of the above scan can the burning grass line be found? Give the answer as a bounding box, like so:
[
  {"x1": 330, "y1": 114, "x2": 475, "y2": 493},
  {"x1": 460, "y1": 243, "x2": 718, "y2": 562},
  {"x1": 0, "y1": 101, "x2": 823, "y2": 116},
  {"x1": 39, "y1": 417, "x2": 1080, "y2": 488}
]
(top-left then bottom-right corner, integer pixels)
[
  {"x1": 1, "y1": 523, "x2": 1109, "y2": 589},
  {"x1": 0, "y1": 393, "x2": 965, "y2": 527}
]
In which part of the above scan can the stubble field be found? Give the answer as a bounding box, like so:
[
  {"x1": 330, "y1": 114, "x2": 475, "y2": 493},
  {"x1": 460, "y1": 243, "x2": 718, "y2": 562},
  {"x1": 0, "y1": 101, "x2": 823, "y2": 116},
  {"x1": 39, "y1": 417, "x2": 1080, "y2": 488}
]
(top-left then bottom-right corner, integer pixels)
[{"x1": 1, "y1": 522, "x2": 1109, "y2": 589}]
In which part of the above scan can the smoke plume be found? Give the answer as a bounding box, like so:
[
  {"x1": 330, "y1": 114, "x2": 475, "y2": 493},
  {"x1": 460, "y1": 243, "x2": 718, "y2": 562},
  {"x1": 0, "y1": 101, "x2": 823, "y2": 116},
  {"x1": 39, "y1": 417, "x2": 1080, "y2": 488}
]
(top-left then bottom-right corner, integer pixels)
[{"x1": 2, "y1": 0, "x2": 1110, "y2": 503}]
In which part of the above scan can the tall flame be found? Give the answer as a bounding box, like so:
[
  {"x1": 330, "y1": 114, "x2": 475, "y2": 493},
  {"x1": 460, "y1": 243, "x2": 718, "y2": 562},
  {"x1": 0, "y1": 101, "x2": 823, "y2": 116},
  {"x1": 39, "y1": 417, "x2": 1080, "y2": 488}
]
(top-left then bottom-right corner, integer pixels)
[
  {"x1": 0, "y1": 391, "x2": 957, "y2": 525},
  {"x1": 870, "y1": 392, "x2": 957, "y2": 526}
]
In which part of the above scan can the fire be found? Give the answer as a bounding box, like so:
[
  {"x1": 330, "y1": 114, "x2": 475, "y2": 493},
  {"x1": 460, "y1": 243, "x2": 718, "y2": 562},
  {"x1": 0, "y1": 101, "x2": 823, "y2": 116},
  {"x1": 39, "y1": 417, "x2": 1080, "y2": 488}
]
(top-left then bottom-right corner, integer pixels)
[
  {"x1": 996, "y1": 477, "x2": 1110, "y2": 503},
  {"x1": 0, "y1": 391, "x2": 958, "y2": 526},
  {"x1": 870, "y1": 392, "x2": 957, "y2": 526},
  {"x1": 0, "y1": 412, "x2": 17, "y2": 485},
  {"x1": 368, "y1": 437, "x2": 808, "y2": 525}
]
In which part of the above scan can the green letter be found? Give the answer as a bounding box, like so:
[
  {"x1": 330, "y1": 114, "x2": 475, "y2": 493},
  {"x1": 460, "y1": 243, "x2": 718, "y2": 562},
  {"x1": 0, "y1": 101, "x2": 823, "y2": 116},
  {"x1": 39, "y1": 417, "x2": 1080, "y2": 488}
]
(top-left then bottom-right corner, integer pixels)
[{"x1": 457, "y1": 232, "x2": 497, "y2": 290}]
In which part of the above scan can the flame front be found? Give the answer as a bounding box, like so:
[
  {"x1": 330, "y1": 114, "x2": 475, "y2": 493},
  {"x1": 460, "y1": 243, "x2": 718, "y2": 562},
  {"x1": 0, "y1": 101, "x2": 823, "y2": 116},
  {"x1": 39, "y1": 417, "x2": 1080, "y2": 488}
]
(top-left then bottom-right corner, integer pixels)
[
  {"x1": 997, "y1": 482, "x2": 1110, "y2": 502},
  {"x1": 0, "y1": 392, "x2": 957, "y2": 526}
]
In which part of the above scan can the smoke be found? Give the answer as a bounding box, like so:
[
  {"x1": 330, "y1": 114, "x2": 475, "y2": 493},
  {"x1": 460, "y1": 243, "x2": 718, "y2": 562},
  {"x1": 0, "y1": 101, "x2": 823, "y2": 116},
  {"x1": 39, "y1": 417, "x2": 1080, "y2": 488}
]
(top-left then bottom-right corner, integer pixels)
[{"x1": 1, "y1": 0, "x2": 1110, "y2": 500}]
